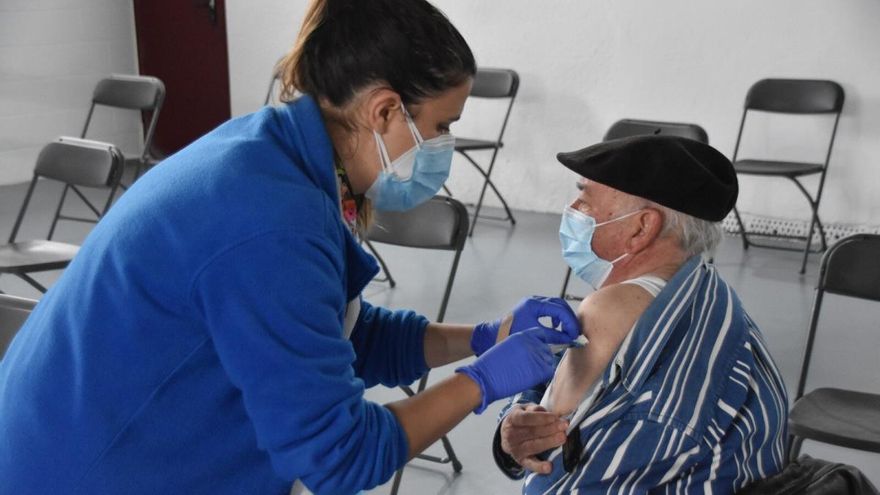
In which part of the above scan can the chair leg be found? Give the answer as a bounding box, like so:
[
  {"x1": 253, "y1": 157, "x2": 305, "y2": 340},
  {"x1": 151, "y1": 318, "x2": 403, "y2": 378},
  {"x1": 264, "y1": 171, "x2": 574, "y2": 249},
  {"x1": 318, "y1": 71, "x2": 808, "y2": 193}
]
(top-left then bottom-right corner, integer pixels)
[
  {"x1": 560, "y1": 267, "x2": 573, "y2": 299},
  {"x1": 786, "y1": 435, "x2": 804, "y2": 464},
  {"x1": 363, "y1": 239, "x2": 396, "y2": 288},
  {"x1": 17, "y1": 273, "x2": 47, "y2": 293},
  {"x1": 391, "y1": 372, "x2": 463, "y2": 495},
  {"x1": 439, "y1": 434, "x2": 464, "y2": 472},
  {"x1": 47, "y1": 185, "x2": 71, "y2": 241},
  {"x1": 732, "y1": 206, "x2": 750, "y2": 250},
  {"x1": 458, "y1": 151, "x2": 516, "y2": 236},
  {"x1": 389, "y1": 467, "x2": 405, "y2": 495},
  {"x1": 814, "y1": 213, "x2": 828, "y2": 251},
  {"x1": 789, "y1": 177, "x2": 827, "y2": 274},
  {"x1": 470, "y1": 177, "x2": 490, "y2": 237},
  {"x1": 800, "y1": 209, "x2": 819, "y2": 275}
]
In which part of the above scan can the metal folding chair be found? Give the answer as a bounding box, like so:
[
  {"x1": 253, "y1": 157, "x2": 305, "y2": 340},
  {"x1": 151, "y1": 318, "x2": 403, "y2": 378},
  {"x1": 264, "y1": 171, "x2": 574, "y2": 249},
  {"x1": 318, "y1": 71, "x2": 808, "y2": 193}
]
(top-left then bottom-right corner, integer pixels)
[
  {"x1": 0, "y1": 137, "x2": 124, "y2": 293},
  {"x1": 366, "y1": 195, "x2": 469, "y2": 495},
  {"x1": 48, "y1": 76, "x2": 164, "y2": 244},
  {"x1": 81, "y1": 74, "x2": 165, "y2": 187},
  {"x1": 451, "y1": 68, "x2": 519, "y2": 236},
  {"x1": 0, "y1": 294, "x2": 36, "y2": 359},
  {"x1": 264, "y1": 67, "x2": 282, "y2": 106},
  {"x1": 786, "y1": 233, "x2": 880, "y2": 462},
  {"x1": 729, "y1": 79, "x2": 845, "y2": 274},
  {"x1": 559, "y1": 119, "x2": 709, "y2": 301}
]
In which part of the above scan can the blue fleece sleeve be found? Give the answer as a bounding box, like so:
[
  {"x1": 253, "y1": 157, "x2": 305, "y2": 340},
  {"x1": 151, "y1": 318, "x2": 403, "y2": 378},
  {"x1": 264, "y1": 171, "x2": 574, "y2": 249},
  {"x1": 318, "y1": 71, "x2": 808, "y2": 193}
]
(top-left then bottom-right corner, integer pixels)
[
  {"x1": 349, "y1": 301, "x2": 429, "y2": 388},
  {"x1": 192, "y1": 230, "x2": 407, "y2": 495}
]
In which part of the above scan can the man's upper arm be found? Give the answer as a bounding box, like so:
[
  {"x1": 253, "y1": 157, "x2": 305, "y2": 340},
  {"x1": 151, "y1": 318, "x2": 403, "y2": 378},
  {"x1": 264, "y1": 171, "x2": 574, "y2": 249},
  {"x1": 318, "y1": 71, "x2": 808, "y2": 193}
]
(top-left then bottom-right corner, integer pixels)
[{"x1": 577, "y1": 284, "x2": 654, "y2": 355}]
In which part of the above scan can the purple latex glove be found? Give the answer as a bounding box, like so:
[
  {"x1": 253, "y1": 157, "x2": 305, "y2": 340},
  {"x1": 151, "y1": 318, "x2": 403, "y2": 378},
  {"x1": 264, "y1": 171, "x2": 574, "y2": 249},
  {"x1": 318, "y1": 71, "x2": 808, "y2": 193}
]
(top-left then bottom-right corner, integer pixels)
[
  {"x1": 457, "y1": 323, "x2": 579, "y2": 413},
  {"x1": 470, "y1": 296, "x2": 579, "y2": 356}
]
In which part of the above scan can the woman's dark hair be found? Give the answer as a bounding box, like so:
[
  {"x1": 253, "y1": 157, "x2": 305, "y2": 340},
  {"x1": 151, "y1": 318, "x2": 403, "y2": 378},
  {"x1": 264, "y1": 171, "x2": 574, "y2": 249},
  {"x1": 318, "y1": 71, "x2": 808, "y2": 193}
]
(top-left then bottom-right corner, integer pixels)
[{"x1": 278, "y1": 0, "x2": 476, "y2": 107}]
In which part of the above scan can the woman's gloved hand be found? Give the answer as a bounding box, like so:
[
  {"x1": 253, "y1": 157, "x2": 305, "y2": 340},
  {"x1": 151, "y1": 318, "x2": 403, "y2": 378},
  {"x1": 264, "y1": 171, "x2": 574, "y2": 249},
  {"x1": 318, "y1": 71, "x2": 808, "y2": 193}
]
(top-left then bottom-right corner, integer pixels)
[
  {"x1": 470, "y1": 296, "x2": 580, "y2": 356},
  {"x1": 456, "y1": 324, "x2": 578, "y2": 413}
]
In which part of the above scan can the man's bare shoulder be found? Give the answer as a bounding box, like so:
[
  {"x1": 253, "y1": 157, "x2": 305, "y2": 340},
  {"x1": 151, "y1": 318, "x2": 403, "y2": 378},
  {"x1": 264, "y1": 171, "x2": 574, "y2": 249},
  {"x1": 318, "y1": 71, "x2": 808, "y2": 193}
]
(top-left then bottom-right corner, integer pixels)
[{"x1": 576, "y1": 283, "x2": 656, "y2": 351}]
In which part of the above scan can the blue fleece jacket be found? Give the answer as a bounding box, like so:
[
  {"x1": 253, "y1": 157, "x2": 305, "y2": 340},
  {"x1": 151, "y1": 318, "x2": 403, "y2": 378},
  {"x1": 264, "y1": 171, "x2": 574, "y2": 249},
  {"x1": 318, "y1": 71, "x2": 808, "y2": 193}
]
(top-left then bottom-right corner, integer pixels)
[{"x1": 0, "y1": 96, "x2": 429, "y2": 495}]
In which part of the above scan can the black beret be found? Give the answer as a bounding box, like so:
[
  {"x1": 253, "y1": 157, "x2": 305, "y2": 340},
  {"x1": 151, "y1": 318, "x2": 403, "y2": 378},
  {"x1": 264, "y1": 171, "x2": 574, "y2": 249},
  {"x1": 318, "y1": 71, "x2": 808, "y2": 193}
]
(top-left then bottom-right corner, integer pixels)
[{"x1": 556, "y1": 135, "x2": 738, "y2": 222}]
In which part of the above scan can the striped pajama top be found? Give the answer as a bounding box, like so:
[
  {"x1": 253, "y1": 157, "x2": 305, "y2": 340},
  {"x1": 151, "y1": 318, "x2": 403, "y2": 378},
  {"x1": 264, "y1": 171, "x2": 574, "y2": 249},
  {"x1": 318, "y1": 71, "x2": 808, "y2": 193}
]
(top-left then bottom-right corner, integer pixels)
[{"x1": 497, "y1": 256, "x2": 788, "y2": 494}]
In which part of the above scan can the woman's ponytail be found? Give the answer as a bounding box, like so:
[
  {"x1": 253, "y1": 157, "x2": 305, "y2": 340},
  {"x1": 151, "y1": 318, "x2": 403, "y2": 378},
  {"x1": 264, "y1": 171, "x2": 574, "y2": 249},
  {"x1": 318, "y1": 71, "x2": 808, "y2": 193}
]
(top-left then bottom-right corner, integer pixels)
[
  {"x1": 276, "y1": 0, "x2": 329, "y2": 102},
  {"x1": 276, "y1": 0, "x2": 475, "y2": 108}
]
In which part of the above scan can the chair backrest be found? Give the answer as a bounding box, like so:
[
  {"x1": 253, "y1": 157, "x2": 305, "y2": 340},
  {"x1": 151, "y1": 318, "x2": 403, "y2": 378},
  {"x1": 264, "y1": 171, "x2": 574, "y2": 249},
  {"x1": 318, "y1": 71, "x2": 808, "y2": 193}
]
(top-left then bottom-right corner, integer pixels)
[
  {"x1": 470, "y1": 68, "x2": 519, "y2": 99},
  {"x1": 368, "y1": 196, "x2": 469, "y2": 251},
  {"x1": 92, "y1": 74, "x2": 166, "y2": 110},
  {"x1": 8, "y1": 137, "x2": 125, "y2": 243},
  {"x1": 818, "y1": 234, "x2": 880, "y2": 301},
  {"x1": 0, "y1": 294, "x2": 36, "y2": 359},
  {"x1": 265, "y1": 58, "x2": 286, "y2": 106},
  {"x1": 604, "y1": 118, "x2": 709, "y2": 144},
  {"x1": 34, "y1": 137, "x2": 125, "y2": 188},
  {"x1": 795, "y1": 233, "x2": 880, "y2": 399},
  {"x1": 745, "y1": 79, "x2": 845, "y2": 114},
  {"x1": 367, "y1": 195, "x2": 469, "y2": 323},
  {"x1": 463, "y1": 68, "x2": 520, "y2": 147},
  {"x1": 83, "y1": 74, "x2": 166, "y2": 160}
]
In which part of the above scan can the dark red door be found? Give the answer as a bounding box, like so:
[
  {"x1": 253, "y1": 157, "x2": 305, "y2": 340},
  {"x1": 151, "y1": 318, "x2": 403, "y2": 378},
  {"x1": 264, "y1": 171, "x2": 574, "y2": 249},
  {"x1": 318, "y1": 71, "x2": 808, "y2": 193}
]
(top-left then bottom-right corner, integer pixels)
[{"x1": 133, "y1": 0, "x2": 231, "y2": 156}]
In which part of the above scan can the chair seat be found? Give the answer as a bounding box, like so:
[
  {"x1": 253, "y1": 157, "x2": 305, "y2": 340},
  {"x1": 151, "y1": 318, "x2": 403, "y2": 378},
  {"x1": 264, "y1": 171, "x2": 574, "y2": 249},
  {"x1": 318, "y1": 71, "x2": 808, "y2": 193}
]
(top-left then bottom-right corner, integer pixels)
[
  {"x1": 0, "y1": 240, "x2": 79, "y2": 272},
  {"x1": 454, "y1": 137, "x2": 500, "y2": 151},
  {"x1": 789, "y1": 387, "x2": 880, "y2": 453},
  {"x1": 124, "y1": 155, "x2": 162, "y2": 167},
  {"x1": 734, "y1": 159, "x2": 824, "y2": 177}
]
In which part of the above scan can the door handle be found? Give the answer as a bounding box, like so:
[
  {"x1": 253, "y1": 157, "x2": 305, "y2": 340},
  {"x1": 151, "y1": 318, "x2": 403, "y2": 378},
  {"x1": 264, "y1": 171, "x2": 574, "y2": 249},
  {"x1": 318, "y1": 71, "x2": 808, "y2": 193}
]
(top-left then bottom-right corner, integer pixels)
[{"x1": 195, "y1": 0, "x2": 217, "y2": 25}]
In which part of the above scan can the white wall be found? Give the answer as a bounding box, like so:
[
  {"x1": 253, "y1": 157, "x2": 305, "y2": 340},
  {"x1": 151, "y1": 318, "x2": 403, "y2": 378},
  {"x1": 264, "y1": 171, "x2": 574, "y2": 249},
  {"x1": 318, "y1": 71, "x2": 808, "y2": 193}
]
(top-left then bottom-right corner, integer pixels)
[
  {"x1": 0, "y1": 0, "x2": 141, "y2": 186},
  {"x1": 227, "y1": 0, "x2": 880, "y2": 228}
]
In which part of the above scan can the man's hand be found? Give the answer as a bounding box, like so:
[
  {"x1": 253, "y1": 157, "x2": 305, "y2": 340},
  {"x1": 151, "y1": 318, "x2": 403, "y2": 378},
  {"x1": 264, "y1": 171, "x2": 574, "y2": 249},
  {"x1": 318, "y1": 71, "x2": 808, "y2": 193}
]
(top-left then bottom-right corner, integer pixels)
[{"x1": 500, "y1": 404, "x2": 568, "y2": 474}]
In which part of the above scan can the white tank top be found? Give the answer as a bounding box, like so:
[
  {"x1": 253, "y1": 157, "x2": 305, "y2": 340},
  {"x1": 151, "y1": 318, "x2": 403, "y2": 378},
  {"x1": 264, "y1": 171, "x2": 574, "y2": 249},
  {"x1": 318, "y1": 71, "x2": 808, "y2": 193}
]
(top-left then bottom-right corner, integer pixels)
[{"x1": 619, "y1": 274, "x2": 667, "y2": 297}]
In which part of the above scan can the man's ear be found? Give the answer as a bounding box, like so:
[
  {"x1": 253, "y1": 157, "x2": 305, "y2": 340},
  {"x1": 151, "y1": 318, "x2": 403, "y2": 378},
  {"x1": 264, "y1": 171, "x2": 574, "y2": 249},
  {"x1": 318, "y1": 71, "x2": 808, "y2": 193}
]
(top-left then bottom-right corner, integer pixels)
[
  {"x1": 626, "y1": 208, "x2": 664, "y2": 254},
  {"x1": 363, "y1": 88, "x2": 402, "y2": 134}
]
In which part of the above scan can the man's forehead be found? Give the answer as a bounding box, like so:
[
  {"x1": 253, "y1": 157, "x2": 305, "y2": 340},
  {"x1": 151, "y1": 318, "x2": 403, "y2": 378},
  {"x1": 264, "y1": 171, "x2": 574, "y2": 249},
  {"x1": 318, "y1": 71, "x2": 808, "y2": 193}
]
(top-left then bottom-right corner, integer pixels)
[
  {"x1": 579, "y1": 178, "x2": 642, "y2": 206},
  {"x1": 578, "y1": 178, "x2": 617, "y2": 195}
]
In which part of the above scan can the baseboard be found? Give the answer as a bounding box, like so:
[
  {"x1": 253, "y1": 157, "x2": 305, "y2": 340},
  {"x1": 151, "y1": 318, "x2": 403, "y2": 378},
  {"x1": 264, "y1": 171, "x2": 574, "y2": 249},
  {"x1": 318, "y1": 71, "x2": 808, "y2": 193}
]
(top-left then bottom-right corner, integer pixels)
[{"x1": 722, "y1": 212, "x2": 880, "y2": 244}]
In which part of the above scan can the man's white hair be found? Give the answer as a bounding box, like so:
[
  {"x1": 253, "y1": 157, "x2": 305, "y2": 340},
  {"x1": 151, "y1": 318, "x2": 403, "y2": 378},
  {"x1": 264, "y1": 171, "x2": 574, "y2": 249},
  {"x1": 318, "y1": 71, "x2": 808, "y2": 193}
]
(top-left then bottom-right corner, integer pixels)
[
  {"x1": 619, "y1": 195, "x2": 722, "y2": 258},
  {"x1": 656, "y1": 205, "x2": 722, "y2": 258}
]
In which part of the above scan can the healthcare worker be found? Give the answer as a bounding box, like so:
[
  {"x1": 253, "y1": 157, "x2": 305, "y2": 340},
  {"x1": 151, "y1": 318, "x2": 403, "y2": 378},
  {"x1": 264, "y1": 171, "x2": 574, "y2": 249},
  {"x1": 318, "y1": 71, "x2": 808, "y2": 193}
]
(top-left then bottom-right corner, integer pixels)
[{"x1": 0, "y1": 1, "x2": 580, "y2": 494}]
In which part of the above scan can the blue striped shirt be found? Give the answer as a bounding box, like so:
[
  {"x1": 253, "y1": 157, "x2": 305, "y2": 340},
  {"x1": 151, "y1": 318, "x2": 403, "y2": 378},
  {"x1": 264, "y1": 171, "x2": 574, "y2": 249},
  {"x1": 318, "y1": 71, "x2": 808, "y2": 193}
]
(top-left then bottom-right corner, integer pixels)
[{"x1": 498, "y1": 257, "x2": 788, "y2": 494}]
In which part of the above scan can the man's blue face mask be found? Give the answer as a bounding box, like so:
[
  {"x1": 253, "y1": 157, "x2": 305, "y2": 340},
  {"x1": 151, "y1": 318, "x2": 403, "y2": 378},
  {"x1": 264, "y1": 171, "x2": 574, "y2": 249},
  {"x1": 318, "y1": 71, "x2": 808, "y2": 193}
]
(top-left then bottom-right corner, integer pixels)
[
  {"x1": 365, "y1": 106, "x2": 455, "y2": 211},
  {"x1": 559, "y1": 206, "x2": 641, "y2": 290}
]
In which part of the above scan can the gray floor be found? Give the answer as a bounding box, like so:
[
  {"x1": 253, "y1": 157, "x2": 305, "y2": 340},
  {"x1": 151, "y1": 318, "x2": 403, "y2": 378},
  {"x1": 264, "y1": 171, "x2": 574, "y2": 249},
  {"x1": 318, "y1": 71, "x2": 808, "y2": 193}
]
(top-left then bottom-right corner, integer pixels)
[{"x1": 1, "y1": 180, "x2": 878, "y2": 493}]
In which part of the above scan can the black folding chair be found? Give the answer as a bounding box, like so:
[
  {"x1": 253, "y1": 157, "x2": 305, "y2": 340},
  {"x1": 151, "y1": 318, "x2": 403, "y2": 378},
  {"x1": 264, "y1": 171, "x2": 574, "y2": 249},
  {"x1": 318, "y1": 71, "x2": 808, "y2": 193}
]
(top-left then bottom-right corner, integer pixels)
[
  {"x1": 0, "y1": 294, "x2": 37, "y2": 359},
  {"x1": 451, "y1": 68, "x2": 519, "y2": 236},
  {"x1": 729, "y1": 79, "x2": 845, "y2": 274},
  {"x1": 786, "y1": 233, "x2": 880, "y2": 462},
  {"x1": 366, "y1": 195, "x2": 469, "y2": 495},
  {"x1": 0, "y1": 137, "x2": 124, "y2": 293},
  {"x1": 559, "y1": 119, "x2": 709, "y2": 301}
]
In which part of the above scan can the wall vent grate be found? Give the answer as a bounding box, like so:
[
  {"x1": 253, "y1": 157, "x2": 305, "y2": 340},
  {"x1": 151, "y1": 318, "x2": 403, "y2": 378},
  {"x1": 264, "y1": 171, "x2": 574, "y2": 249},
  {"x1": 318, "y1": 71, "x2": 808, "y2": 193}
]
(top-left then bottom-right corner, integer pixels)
[{"x1": 721, "y1": 213, "x2": 880, "y2": 245}]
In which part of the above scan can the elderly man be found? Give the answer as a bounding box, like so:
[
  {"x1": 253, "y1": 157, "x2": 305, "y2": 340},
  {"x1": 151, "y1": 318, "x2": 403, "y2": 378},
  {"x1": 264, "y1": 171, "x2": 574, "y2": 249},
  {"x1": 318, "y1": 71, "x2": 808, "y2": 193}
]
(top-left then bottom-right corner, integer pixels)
[{"x1": 493, "y1": 136, "x2": 788, "y2": 493}]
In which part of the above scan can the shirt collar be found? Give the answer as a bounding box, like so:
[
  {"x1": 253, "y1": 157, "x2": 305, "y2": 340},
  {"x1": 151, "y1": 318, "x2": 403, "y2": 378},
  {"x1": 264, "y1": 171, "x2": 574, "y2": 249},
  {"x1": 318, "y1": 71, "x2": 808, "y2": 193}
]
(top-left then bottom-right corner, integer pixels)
[{"x1": 277, "y1": 95, "x2": 339, "y2": 204}]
